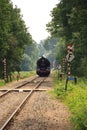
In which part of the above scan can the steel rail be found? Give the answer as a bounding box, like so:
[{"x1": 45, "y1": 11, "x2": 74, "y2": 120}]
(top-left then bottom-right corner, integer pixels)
[
  {"x1": 16, "y1": 76, "x2": 39, "y2": 89},
  {"x1": 0, "y1": 78, "x2": 46, "y2": 130},
  {"x1": 0, "y1": 76, "x2": 39, "y2": 98}
]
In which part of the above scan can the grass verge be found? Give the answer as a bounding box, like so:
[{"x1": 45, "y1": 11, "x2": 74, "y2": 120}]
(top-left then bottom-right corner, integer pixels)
[{"x1": 51, "y1": 72, "x2": 87, "y2": 130}]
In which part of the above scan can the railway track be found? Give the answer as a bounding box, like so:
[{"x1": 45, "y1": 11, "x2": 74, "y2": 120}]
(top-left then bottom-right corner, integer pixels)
[
  {"x1": 0, "y1": 76, "x2": 39, "y2": 98},
  {"x1": 0, "y1": 77, "x2": 47, "y2": 130},
  {"x1": 0, "y1": 76, "x2": 73, "y2": 130}
]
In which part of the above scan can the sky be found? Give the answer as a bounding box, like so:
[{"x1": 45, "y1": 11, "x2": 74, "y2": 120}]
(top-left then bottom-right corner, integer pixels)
[{"x1": 11, "y1": 0, "x2": 59, "y2": 43}]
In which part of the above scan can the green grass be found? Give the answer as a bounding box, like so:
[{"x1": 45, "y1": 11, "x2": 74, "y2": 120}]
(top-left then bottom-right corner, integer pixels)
[
  {"x1": 52, "y1": 72, "x2": 87, "y2": 130},
  {"x1": 0, "y1": 80, "x2": 6, "y2": 87},
  {"x1": 0, "y1": 71, "x2": 36, "y2": 87},
  {"x1": 16, "y1": 71, "x2": 36, "y2": 78}
]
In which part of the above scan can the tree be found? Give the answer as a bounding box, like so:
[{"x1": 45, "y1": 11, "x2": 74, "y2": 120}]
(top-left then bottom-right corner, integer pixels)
[
  {"x1": 46, "y1": 0, "x2": 87, "y2": 77},
  {"x1": 0, "y1": 0, "x2": 12, "y2": 59},
  {"x1": 21, "y1": 41, "x2": 39, "y2": 71},
  {"x1": 0, "y1": 0, "x2": 33, "y2": 79},
  {"x1": 38, "y1": 37, "x2": 59, "y2": 68}
]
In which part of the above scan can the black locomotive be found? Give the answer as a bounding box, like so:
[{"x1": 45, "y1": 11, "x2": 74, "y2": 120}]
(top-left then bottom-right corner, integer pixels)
[{"x1": 36, "y1": 56, "x2": 51, "y2": 77}]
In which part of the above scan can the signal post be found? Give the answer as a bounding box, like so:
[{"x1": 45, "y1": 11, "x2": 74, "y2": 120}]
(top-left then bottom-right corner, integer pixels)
[{"x1": 65, "y1": 44, "x2": 75, "y2": 90}]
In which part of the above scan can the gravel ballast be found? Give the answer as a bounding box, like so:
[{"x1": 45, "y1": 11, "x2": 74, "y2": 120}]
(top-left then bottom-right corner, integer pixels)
[{"x1": 9, "y1": 91, "x2": 73, "y2": 130}]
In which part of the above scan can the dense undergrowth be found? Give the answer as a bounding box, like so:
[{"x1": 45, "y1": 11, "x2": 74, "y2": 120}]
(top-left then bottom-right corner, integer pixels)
[{"x1": 52, "y1": 72, "x2": 87, "y2": 130}]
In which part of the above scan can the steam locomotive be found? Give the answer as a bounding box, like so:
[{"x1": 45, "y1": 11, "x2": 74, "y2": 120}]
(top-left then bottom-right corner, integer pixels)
[{"x1": 36, "y1": 56, "x2": 51, "y2": 77}]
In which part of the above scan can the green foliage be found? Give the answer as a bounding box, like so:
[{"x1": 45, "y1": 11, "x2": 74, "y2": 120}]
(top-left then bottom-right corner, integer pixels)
[
  {"x1": 21, "y1": 41, "x2": 39, "y2": 71},
  {"x1": 46, "y1": 0, "x2": 87, "y2": 78},
  {"x1": 0, "y1": 71, "x2": 36, "y2": 86},
  {"x1": 53, "y1": 72, "x2": 87, "y2": 130},
  {"x1": 21, "y1": 54, "x2": 31, "y2": 71},
  {"x1": 53, "y1": 39, "x2": 66, "y2": 64},
  {"x1": 38, "y1": 37, "x2": 59, "y2": 67},
  {"x1": 65, "y1": 86, "x2": 87, "y2": 130},
  {"x1": 15, "y1": 71, "x2": 36, "y2": 79},
  {"x1": 38, "y1": 41, "x2": 46, "y2": 56},
  {"x1": 76, "y1": 57, "x2": 87, "y2": 77},
  {"x1": 0, "y1": 80, "x2": 5, "y2": 87},
  {"x1": 0, "y1": 0, "x2": 12, "y2": 58},
  {"x1": 0, "y1": 0, "x2": 33, "y2": 79}
]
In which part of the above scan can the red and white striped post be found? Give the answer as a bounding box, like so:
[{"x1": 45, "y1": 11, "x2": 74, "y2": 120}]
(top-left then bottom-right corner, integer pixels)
[
  {"x1": 61, "y1": 57, "x2": 66, "y2": 79},
  {"x1": 67, "y1": 44, "x2": 72, "y2": 53},
  {"x1": 3, "y1": 58, "x2": 7, "y2": 82},
  {"x1": 65, "y1": 44, "x2": 75, "y2": 90},
  {"x1": 65, "y1": 44, "x2": 72, "y2": 90},
  {"x1": 67, "y1": 44, "x2": 72, "y2": 79},
  {"x1": 67, "y1": 62, "x2": 71, "y2": 78}
]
